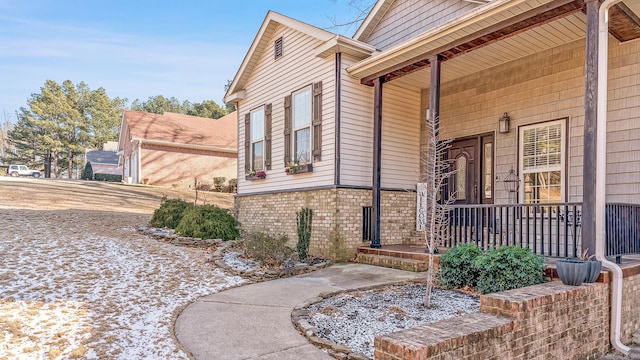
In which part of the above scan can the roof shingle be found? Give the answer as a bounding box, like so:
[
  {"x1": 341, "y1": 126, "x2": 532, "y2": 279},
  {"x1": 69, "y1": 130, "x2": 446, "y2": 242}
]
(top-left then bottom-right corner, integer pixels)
[{"x1": 123, "y1": 110, "x2": 237, "y2": 149}]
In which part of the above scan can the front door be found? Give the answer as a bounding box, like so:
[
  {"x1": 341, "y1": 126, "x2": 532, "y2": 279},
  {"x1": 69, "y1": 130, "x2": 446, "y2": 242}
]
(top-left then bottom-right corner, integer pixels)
[
  {"x1": 448, "y1": 134, "x2": 494, "y2": 204},
  {"x1": 449, "y1": 138, "x2": 477, "y2": 204}
]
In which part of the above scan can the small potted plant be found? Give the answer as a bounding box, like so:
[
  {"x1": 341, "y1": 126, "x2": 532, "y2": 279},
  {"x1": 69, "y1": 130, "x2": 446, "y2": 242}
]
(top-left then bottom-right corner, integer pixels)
[
  {"x1": 285, "y1": 159, "x2": 312, "y2": 175},
  {"x1": 246, "y1": 169, "x2": 266, "y2": 180}
]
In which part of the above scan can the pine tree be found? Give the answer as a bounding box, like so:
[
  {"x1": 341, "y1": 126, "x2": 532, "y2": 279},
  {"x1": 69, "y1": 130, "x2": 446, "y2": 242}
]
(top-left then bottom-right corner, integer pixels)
[{"x1": 7, "y1": 80, "x2": 125, "y2": 178}]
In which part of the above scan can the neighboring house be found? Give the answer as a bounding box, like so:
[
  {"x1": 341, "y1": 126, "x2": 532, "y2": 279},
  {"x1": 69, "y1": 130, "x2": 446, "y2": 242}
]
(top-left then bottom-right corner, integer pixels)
[
  {"x1": 117, "y1": 110, "x2": 237, "y2": 187},
  {"x1": 225, "y1": 1, "x2": 640, "y2": 260},
  {"x1": 85, "y1": 142, "x2": 120, "y2": 176}
]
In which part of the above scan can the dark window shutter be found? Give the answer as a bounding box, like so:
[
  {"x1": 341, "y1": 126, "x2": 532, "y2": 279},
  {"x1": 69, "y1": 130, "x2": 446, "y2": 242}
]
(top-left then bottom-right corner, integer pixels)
[
  {"x1": 244, "y1": 113, "x2": 251, "y2": 173},
  {"x1": 264, "y1": 103, "x2": 272, "y2": 170},
  {"x1": 312, "y1": 81, "x2": 323, "y2": 161},
  {"x1": 284, "y1": 95, "x2": 292, "y2": 164}
]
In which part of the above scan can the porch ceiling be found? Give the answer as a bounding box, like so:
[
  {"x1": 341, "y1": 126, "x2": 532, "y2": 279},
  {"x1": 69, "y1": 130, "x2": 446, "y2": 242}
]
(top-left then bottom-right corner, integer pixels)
[
  {"x1": 354, "y1": 0, "x2": 640, "y2": 88},
  {"x1": 390, "y1": 13, "x2": 587, "y2": 91}
]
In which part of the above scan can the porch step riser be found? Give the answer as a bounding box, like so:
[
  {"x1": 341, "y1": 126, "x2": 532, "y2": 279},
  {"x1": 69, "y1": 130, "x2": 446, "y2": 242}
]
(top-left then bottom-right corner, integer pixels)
[
  {"x1": 358, "y1": 247, "x2": 439, "y2": 263},
  {"x1": 355, "y1": 254, "x2": 430, "y2": 272}
]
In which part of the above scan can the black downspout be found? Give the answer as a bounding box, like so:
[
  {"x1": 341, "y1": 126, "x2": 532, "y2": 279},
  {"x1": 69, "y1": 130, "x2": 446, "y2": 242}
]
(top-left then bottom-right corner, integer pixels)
[{"x1": 371, "y1": 76, "x2": 384, "y2": 248}]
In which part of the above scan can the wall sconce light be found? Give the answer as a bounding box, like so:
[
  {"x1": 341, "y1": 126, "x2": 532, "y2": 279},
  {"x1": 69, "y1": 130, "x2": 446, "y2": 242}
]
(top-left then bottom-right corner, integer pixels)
[{"x1": 499, "y1": 112, "x2": 511, "y2": 134}]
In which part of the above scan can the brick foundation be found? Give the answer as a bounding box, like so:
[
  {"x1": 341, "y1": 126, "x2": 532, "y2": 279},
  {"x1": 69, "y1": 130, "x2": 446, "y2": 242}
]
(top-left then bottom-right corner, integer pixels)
[{"x1": 235, "y1": 188, "x2": 421, "y2": 258}]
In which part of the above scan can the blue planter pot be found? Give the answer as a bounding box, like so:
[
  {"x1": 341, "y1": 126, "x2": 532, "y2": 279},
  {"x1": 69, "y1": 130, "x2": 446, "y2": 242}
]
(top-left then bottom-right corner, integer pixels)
[
  {"x1": 556, "y1": 259, "x2": 588, "y2": 286},
  {"x1": 584, "y1": 260, "x2": 602, "y2": 283}
]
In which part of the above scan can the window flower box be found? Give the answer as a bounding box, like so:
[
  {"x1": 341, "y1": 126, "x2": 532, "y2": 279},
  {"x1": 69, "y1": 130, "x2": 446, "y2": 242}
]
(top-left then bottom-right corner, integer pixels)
[
  {"x1": 246, "y1": 170, "x2": 267, "y2": 180},
  {"x1": 285, "y1": 163, "x2": 313, "y2": 175}
]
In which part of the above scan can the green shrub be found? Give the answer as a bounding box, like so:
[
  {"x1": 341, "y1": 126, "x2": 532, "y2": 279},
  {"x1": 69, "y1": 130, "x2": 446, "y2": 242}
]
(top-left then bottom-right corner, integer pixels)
[
  {"x1": 81, "y1": 162, "x2": 93, "y2": 180},
  {"x1": 175, "y1": 205, "x2": 239, "y2": 240},
  {"x1": 437, "y1": 243, "x2": 482, "y2": 289},
  {"x1": 150, "y1": 198, "x2": 194, "y2": 229},
  {"x1": 213, "y1": 177, "x2": 226, "y2": 192},
  {"x1": 227, "y1": 178, "x2": 237, "y2": 193},
  {"x1": 94, "y1": 173, "x2": 122, "y2": 182},
  {"x1": 474, "y1": 246, "x2": 545, "y2": 294},
  {"x1": 244, "y1": 232, "x2": 294, "y2": 267},
  {"x1": 296, "y1": 208, "x2": 313, "y2": 261}
]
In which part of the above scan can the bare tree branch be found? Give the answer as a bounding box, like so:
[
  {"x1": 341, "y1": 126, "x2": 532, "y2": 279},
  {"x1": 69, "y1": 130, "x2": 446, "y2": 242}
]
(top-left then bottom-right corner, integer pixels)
[{"x1": 421, "y1": 114, "x2": 456, "y2": 308}]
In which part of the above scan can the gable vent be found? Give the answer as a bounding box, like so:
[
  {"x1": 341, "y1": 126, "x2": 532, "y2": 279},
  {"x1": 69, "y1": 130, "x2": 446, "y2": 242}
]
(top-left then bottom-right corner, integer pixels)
[{"x1": 274, "y1": 37, "x2": 283, "y2": 60}]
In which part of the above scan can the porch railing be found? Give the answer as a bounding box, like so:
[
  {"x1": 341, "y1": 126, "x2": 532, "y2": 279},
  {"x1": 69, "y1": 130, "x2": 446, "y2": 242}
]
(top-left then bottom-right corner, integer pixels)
[
  {"x1": 362, "y1": 206, "x2": 373, "y2": 242},
  {"x1": 444, "y1": 202, "x2": 582, "y2": 258},
  {"x1": 444, "y1": 202, "x2": 640, "y2": 260},
  {"x1": 606, "y1": 203, "x2": 640, "y2": 262}
]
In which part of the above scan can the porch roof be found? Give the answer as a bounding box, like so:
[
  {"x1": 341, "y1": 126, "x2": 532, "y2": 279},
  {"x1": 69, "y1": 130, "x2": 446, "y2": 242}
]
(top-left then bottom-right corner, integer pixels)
[{"x1": 348, "y1": 0, "x2": 640, "y2": 86}]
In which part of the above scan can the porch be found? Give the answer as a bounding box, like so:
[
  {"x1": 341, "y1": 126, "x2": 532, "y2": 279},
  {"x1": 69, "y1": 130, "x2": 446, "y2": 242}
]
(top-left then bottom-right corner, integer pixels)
[
  {"x1": 359, "y1": 202, "x2": 640, "y2": 268},
  {"x1": 350, "y1": 0, "x2": 640, "y2": 263}
]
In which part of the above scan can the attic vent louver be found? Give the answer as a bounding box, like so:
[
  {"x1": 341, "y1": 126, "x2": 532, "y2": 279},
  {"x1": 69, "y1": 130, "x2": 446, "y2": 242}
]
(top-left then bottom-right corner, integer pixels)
[{"x1": 274, "y1": 37, "x2": 283, "y2": 60}]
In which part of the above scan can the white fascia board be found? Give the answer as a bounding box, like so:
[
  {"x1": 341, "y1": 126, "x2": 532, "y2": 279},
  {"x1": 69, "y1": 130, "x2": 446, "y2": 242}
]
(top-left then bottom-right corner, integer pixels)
[
  {"x1": 353, "y1": 0, "x2": 393, "y2": 41},
  {"x1": 224, "y1": 90, "x2": 246, "y2": 104},
  {"x1": 314, "y1": 35, "x2": 378, "y2": 59},
  {"x1": 133, "y1": 138, "x2": 238, "y2": 154}
]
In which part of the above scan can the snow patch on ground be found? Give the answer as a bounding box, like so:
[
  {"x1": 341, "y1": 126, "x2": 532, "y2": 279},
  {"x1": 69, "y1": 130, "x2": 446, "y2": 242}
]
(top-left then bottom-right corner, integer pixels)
[
  {"x1": 137, "y1": 224, "x2": 175, "y2": 237},
  {"x1": 0, "y1": 221, "x2": 244, "y2": 359},
  {"x1": 223, "y1": 251, "x2": 259, "y2": 272},
  {"x1": 307, "y1": 284, "x2": 480, "y2": 359}
]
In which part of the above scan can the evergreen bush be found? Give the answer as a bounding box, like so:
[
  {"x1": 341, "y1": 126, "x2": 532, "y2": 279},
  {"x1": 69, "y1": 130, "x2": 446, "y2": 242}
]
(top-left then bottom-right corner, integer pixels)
[
  {"x1": 149, "y1": 198, "x2": 194, "y2": 229},
  {"x1": 175, "y1": 204, "x2": 239, "y2": 240},
  {"x1": 213, "y1": 177, "x2": 226, "y2": 192},
  {"x1": 474, "y1": 246, "x2": 545, "y2": 294},
  {"x1": 94, "y1": 173, "x2": 122, "y2": 182},
  {"x1": 227, "y1": 178, "x2": 237, "y2": 193},
  {"x1": 81, "y1": 162, "x2": 93, "y2": 180},
  {"x1": 437, "y1": 243, "x2": 482, "y2": 289},
  {"x1": 296, "y1": 208, "x2": 313, "y2": 261},
  {"x1": 244, "y1": 232, "x2": 294, "y2": 267}
]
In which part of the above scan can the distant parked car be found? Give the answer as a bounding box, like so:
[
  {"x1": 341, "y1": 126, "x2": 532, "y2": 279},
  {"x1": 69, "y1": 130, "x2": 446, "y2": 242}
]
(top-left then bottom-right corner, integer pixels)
[{"x1": 7, "y1": 165, "x2": 41, "y2": 178}]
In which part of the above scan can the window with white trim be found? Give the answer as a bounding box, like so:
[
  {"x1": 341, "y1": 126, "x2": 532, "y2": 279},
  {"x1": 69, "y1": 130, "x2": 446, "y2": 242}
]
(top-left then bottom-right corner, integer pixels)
[
  {"x1": 250, "y1": 107, "x2": 265, "y2": 171},
  {"x1": 519, "y1": 119, "x2": 566, "y2": 204},
  {"x1": 292, "y1": 87, "x2": 311, "y2": 164}
]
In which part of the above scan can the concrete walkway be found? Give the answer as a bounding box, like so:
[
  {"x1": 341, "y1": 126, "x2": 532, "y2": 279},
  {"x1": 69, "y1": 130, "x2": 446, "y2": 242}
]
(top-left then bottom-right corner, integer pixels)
[{"x1": 175, "y1": 263, "x2": 426, "y2": 360}]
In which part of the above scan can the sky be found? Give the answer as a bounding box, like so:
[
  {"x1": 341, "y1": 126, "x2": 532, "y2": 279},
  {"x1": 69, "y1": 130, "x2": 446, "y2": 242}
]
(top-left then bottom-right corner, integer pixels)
[{"x1": 0, "y1": 0, "x2": 371, "y2": 122}]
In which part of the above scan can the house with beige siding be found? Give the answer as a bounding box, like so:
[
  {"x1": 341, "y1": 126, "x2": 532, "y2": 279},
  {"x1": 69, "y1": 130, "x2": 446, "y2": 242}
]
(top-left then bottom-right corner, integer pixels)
[
  {"x1": 225, "y1": 1, "x2": 640, "y2": 261},
  {"x1": 117, "y1": 110, "x2": 237, "y2": 188}
]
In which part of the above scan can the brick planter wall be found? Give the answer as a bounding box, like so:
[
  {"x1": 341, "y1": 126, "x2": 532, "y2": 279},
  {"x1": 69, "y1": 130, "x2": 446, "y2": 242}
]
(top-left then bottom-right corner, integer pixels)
[
  {"x1": 375, "y1": 282, "x2": 610, "y2": 360},
  {"x1": 622, "y1": 267, "x2": 640, "y2": 343},
  {"x1": 235, "y1": 188, "x2": 420, "y2": 258}
]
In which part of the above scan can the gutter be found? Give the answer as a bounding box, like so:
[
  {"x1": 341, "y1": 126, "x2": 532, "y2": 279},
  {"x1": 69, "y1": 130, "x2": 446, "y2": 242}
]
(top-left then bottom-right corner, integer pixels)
[
  {"x1": 595, "y1": 0, "x2": 629, "y2": 356},
  {"x1": 131, "y1": 138, "x2": 237, "y2": 154}
]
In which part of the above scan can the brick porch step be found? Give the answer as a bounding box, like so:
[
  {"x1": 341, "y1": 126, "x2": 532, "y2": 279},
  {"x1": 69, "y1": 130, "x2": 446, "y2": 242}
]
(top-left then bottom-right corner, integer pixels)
[{"x1": 355, "y1": 253, "x2": 430, "y2": 272}]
